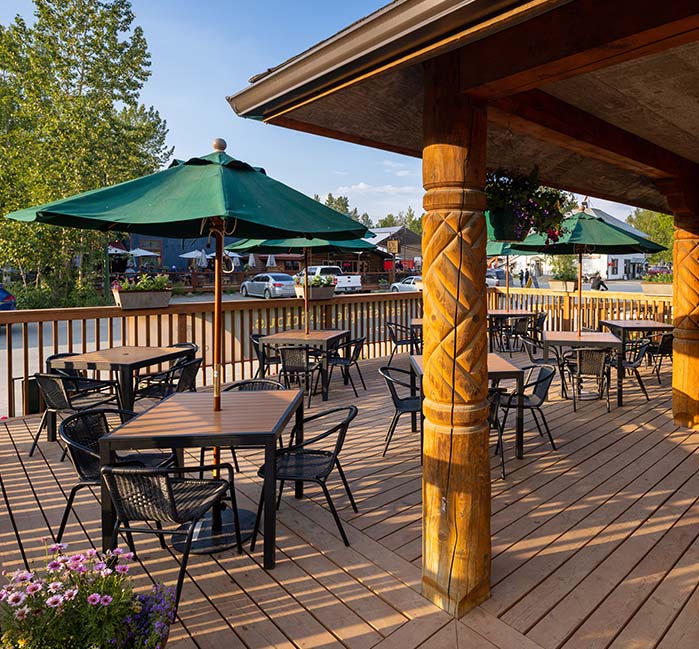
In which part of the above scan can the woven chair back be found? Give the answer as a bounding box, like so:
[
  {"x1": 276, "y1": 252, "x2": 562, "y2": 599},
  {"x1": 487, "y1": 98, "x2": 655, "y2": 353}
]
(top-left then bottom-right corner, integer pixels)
[
  {"x1": 35, "y1": 373, "x2": 72, "y2": 411},
  {"x1": 225, "y1": 379, "x2": 285, "y2": 392},
  {"x1": 102, "y1": 467, "x2": 178, "y2": 523},
  {"x1": 279, "y1": 346, "x2": 311, "y2": 373},
  {"x1": 575, "y1": 348, "x2": 609, "y2": 377}
]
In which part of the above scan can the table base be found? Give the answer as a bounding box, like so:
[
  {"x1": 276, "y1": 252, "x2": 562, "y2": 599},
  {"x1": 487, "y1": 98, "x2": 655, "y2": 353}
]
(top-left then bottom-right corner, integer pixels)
[{"x1": 172, "y1": 508, "x2": 256, "y2": 554}]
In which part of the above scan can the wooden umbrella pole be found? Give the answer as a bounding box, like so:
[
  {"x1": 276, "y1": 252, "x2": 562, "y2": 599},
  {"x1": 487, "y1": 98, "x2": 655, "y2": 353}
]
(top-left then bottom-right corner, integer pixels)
[
  {"x1": 213, "y1": 219, "x2": 224, "y2": 412},
  {"x1": 304, "y1": 248, "x2": 310, "y2": 335},
  {"x1": 577, "y1": 251, "x2": 583, "y2": 336},
  {"x1": 505, "y1": 254, "x2": 510, "y2": 303}
]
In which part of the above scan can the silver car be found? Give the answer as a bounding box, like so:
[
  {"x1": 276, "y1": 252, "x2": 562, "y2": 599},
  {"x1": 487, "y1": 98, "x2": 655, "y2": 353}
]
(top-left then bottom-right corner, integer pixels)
[
  {"x1": 240, "y1": 273, "x2": 296, "y2": 299},
  {"x1": 390, "y1": 275, "x2": 422, "y2": 292}
]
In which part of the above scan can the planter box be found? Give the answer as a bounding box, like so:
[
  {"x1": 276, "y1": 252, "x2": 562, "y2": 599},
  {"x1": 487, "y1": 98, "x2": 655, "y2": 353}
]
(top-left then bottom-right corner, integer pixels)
[
  {"x1": 294, "y1": 285, "x2": 335, "y2": 300},
  {"x1": 549, "y1": 280, "x2": 578, "y2": 292},
  {"x1": 112, "y1": 289, "x2": 172, "y2": 310},
  {"x1": 641, "y1": 282, "x2": 672, "y2": 296}
]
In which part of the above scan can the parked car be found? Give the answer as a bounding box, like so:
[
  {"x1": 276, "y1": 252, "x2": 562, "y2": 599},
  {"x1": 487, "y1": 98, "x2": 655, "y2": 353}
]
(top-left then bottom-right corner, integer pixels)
[
  {"x1": 485, "y1": 268, "x2": 508, "y2": 287},
  {"x1": 296, "y1": 266, "x2": 362, "y2": 294},
  {"x1": 0, "y1": 285, "x2": 16, "y2": 310},
  {"x1": 390, "y1": 276, "x2": 422, "y2": 292},
  {"x1": 240, "y1": 273, "x2": 296, "y2": 299}
]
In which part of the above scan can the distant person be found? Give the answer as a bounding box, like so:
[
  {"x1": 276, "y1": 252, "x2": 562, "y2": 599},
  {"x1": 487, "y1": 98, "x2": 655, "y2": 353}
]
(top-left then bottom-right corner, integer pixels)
[
  {"x1": 591, "y1": 272, "x2": 608, "y2": 291},
  {"x1": 524, "y1": 269, "x2": 530, "y2": 285},
  {"x1": 519, "y1": 269, "x2": 524, "y2": 287}
]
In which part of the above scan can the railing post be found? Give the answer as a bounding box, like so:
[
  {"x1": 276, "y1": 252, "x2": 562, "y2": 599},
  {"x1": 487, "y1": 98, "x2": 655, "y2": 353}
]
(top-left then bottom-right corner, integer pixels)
[{"x1": 562, "y1": 292, "x2": 572, "y2": 331}]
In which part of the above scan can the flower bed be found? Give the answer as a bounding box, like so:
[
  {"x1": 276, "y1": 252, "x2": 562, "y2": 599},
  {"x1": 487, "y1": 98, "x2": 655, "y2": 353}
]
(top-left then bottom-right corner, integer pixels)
[{"x1": 0, "y1": 542, "x2": 175, "y2": 648}]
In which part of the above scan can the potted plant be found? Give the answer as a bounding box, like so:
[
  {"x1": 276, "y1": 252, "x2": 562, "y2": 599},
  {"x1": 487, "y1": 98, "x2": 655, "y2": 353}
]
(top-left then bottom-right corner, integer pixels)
[
  {"x1": 641, "y1": 271, "x2": 673, "y2": 296},
  {"x1": 112, "y1": 273, "x2": 172, "y2": 310},
  {"x1": 548, "y1": 255, "x2": 578, "y2": 291},
  {"x1": 0, "y1": 541, "x2": 175, "y2": 648},
  {"x1": 294, "y1": 274, "x2": 335, "y2": 300},
  {"x1": 486, "y1": 167, "x2": 569, "y2": 243}
]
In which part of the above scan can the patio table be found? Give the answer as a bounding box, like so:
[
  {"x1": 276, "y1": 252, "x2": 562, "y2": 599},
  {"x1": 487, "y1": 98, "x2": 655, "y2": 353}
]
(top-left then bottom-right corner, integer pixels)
[
  {"x1": 99, "y1": 389, "x2": 304, "y2": 569},
  {"x1": 488, "y1": 310, "x2": 535, "y2": 352},
  {"x1": 47, "y1": 345, "x2": 194, "y2": 439},
  {"x1": 542, "y1": 331, "x2": 624, "y2": 406},
  {"x1": 410, "y1": 353, "x2": 526, "y2": 459},
  {"x1": 598, "y1": 319, "x2": 673, "y2": 348},
  {"x1": 261, "y1": 329, "x2": 350, "y2": 400}
]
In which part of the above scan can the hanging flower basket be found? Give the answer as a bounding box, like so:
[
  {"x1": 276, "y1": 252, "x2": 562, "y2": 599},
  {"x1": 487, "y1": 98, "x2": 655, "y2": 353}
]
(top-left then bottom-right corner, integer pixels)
[{"x1": 487, "y1": 208, "x2": 524, "y2": 242}]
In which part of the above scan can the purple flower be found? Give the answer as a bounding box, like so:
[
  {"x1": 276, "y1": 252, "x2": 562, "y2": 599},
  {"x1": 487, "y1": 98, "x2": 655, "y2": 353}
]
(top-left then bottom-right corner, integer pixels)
[
  {"x1": 14, "y1": 606, "x2": 29, "y2": 620},
  {"x1": 87, "y1": 593, "x2": 101, "y2": 606},
  {"x1": 100, "y1": 568, "x2": 113, "y2": 577},
  {"x1": 69, "y1": 553, "x2": 85, "y2": 563},
  {"x1": 47, "y1": 560, "x2": 62, "y2": 572},
  {"x1": 115, "y1": 565, "x2": 129, "y2": 574},
  {"x1": 122, "y1": 552, "x2": 134, "y2": 561},
  {"x1": 100, "y1": 594, "x2": 113, "y2": 606},
  {"x1": 12, "y1": 571, "x2": 33, "y2": 583},
  {"x1": 112, "y1": 548, "x2": 124, "y2": 556},
  {"x1": 46, "y1": 594, "x2": 63, "y2": 608},
  {"x1": 26, "y1": 583, "x2": 42, "y2": 595},
  {"x1": 86, "y1": 549, "x2": 98, "y2": 558},
  {"x1": 64, "y1": 588, "x2": 78, "y2": 601},
  {"x1": 7, "y1": 591, "x2": 26, "y2": 606},
  {"x1": 47, "y1": 582, "x2": 62, "y2": 593},
  {"x1": 48, "y1": 543, "x2": 68, "y2": 553},
  {"x1": 94, "y1": 561, "x2": 107, "y2": 571}
]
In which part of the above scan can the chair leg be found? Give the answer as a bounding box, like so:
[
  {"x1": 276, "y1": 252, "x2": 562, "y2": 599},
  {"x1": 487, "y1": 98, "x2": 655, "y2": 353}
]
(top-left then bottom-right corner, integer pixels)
[
  {"x1": 346, "y1": 368, "x2": 358, "y2": 398},
  {"x1": 382, "y1": 411, "x2": 401, "y2": 456},
  {"x1": 227, "y1": 482, "x2": 243, "y2": 554},
  {"x1": 28, "y1": 410, "x2": 48, "y2": 457},
  {"x1": 634, "y1": 368, "x2": 649, "y2": 401},
  {"x1": 355, "y1": 363, "x2": 367, "y2": 391},
  {"x1": 56, "y1": 483, "x2": 84, "y2": 542},
  {"x1": 535, "y1": 407, "x2": 556, "y2": 450},
  {"x1": 387, "y1": 346, "x2": 396, "y2": 366},
  {"x1": 154, "y1": 520, "x2": 168, "y2": 549},
  {"x1": 530, "y1": 408, "x2": 544, "y2": 437},
  {"x1": 655, "y1": 357, "x2": 663, "y2": 384},
  {"x1": 174, "y1": 523, "x2": 195, "y2": 607},
  {"x1": 228, "y1": 447, "x2": 240, "y2": 473},
  {"x1": 319, "y1": 481, "x2": 349, "y2": 546},
  {"x1": 110, "y1": 520, "x2": 121, "y2": 551},
  {"x1": 249, "y1": 486, "x2": 265, "y2": 552},
  {"x1": 335, "y1": 460, "x2": 358, "y2": 513},
  {"x1": 276, "y1": 480, "x2": 285, "y2": 510}
]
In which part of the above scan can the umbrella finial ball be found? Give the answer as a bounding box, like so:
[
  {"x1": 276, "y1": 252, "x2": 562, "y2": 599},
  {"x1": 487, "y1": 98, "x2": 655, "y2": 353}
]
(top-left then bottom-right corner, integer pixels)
[{"x1": 212, "y1": 138, "x2": 227, "y2": 152}]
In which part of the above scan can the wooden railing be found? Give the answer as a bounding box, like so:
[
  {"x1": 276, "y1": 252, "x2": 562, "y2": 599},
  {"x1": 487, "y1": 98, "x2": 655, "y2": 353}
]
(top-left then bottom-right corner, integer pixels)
[
  {"x1": 0, "y1": 292, "x2": 423, "y2": 418},
  {"x1": 488, "y1": 287, "x2": 673, "y2": 331}
]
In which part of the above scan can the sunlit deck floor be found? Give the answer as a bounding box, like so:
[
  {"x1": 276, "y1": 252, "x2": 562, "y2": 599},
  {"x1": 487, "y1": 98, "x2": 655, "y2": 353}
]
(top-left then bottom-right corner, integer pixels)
[{"x1": 1, "y1": 352, "x2": 694, "y2": 648}]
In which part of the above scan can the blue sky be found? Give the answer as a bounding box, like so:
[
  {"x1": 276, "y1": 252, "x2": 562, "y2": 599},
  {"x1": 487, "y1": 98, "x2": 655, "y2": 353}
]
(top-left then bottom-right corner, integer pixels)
[{"x1": 2, "y1": 0, "x2": 634, "y2": 223}]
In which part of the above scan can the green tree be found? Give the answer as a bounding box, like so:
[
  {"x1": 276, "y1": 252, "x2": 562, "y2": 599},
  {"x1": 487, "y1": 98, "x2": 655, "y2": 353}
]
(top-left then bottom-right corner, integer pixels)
[
  {"x1": 314, "y1": 193, "x2": 373, "y2": 227},
  {"x1": 376, "y1": 213, "x2": 399, "y2": 228},
  {"x1": 403, "y1": 205, "x2": 422, "y2": 236},
  {"x1": 626, "y1": 208, "x2": 673, "y2": 264},
  {"x1": 0, "y1": 0, "x2": 171, "y2": 302}
]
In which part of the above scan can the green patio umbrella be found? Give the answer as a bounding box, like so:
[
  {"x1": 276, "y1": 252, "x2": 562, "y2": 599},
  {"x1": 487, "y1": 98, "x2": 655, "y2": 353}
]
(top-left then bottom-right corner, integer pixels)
[
  {"x1": 227, "y1": 236, "x2": 377, "y2": 334},
  {"x1": 5, "y1": 139, "x2": 368, "y2": 408},
  {"x1": 513, "y1": 209, "x2": 665, "y2": 333},
  {"x1": 486, "y1": 212, "x2": 528, "y2": 300}
]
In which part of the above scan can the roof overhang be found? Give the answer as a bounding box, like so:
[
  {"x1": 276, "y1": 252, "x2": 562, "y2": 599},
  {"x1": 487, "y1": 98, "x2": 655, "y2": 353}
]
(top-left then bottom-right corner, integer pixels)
[{"x1": 229, "y1": 0, "x2": 699, "y2": 213}]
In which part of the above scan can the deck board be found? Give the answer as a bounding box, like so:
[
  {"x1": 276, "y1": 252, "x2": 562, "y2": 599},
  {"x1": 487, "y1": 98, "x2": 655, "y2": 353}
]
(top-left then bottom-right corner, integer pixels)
[{"x1": 0, "y1": 351, "x2": 694, "y2": 648}]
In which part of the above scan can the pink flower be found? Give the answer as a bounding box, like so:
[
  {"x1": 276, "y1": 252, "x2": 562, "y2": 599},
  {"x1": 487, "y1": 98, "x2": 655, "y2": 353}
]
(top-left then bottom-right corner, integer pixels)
[
  {"x1": 112, "y1": 548, "x2": 124, "y2": 556},
  {"x1": 48, "y1": 543, "x2": 68, "y2": 553},
  {"x1": 75, "y1": 565, "x2": 87, "y2": 574},
  {"x1": 0, "y1": 589, "x2": 8, "y2": 601},
  {"x1": 63, "y1": 588, "x2": 78, "y2": 601},
  {"x1": 86, "y1": 549, "x2": 98, "y2": 558},
  {"x1": 7, "y1": 592, "x2": 26, "y2": 606},
  {"x1": 12, "y1": 571, "x2": 33, "y2": 583},
  {"x1": 100, "y1": 568, "x2": 113, "y2": 577},
  {"x1": 87, "y1": 593, "x2": 101, "y2": 606},
  {"x1": 47, "y1": 582, "x2": 62, "y2": 593},
  {"x1": 69, "y1": 554, "x2": 85, "y2": 563},
  {"x1": 46, "y1": 594, "x2": 63, "y2": 608},
  {"x1": 122, "y1": 552, "x2": 134, "y2": 561},
  {"x1": 115, "y1": 565, "x2": 129, "y2": 574},
  {"x1": 26, "y1": 583, "x2": 42, "y2": 595},
  {"x1": 47, "y1": 561, "x2": 62, "y2": 572},
  {"x1": 93, "y1": 561, "x2": 107, "y2": 571},
  {"x1": 14, "y1": 606, "x2": 29, "y2": 620},
  {"x1": 100, "y1": 594, "x2": 113, "y2": 606}
]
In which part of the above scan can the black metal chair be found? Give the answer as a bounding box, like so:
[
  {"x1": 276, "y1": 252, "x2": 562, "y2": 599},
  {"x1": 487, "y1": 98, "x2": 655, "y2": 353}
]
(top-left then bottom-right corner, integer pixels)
[
  {"x1": 500, "y1": 364, "x2": 557, "y2": 450},
  {"x1": 488, "y1": 387, "x2": 507, "y2": 479},
  {"x1": 620, "y1": 338, "x2": 651, "y2": 401},
  {"x1": 278, "y1": 346, "x2": 322, "y2": 407},
  {"x1": 648, "y1": 332, "x2": 673, "y2": 384},
  {"x1": 102, "y1": 463, "x2": 241, "y2": 607},
  {"x1": 134, "y1": 342, "x2": 198, "y2": 387},
  {"x1": 250, "y1": 406, "x2": 358, "y2": 549},
  {"x1": 251, "y1": 334, "x2": 282, "y2": 378},
  {"x1": 31, "y1": 373, "x2": 122, "y2": 457},
  {"x1": 326, "y1": 337, "x2": 367, "y2": 398},
  {"x1": 529, "y1": 311, "x2": 548, "y2": 346},
  {"x1": 378, "y1": 366, "x2": 423, "y2": 456},
  {"x1": 199, "y1": 378, "x2": 287, "y2": 472},
  {"x1": 500, "y1": 316, "x2": 531, "y2": 357},
  {"x1": 567, "y1": 348, "x2": 611, "y2": 413},
  {"x1": 45, "y1": 352, "x2": 113, "y2": 394},
  {"x1": 57, "y1": 408, "x2": 177, "y2": 543},
  {"x1": 134, "y1": 357, "x2": 202, "y2": 401},
  {"x1": 386, "y1": 322, "x2": 417, "y2": 365}
]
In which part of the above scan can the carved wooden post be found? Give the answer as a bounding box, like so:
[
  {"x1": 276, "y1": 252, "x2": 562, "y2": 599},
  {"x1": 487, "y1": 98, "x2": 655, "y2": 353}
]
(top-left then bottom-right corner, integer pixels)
[
  {"x1": 659, "y1": 179, "x2": 699, "y2": 426},
  {"x1": 421, "y1": 53, "x2": 490, "y2": 617}
]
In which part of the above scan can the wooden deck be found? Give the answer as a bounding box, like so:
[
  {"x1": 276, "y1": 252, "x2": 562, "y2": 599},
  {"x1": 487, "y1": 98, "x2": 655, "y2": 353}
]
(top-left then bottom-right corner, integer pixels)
[{"x1": 0, "y1": 352, "x2": 695, "y2": 648}]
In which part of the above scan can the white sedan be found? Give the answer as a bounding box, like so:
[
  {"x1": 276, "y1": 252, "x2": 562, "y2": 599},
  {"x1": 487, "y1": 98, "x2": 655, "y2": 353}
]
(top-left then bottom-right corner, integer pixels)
[{"x1": 390, "y1": 276, "x2": 422, "y2": 292}]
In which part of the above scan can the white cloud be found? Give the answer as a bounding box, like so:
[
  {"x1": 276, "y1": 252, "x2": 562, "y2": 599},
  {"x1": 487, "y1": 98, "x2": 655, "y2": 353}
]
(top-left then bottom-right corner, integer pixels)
[
  {"x1": 336, "y1": 181, "x2": 420, "y2": 196},
  {"x1": 395, "y1": 169, "x2": 412, "y2": 177},
  {"x1": 331, "y1": 170, "x2": 349, "y2": 176}
]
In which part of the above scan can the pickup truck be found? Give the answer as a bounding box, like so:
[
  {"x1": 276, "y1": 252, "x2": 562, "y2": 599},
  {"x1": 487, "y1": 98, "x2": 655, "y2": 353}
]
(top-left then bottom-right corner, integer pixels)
[{"x1": 296, "y1": 266, "x2": 362, "y2": 294}]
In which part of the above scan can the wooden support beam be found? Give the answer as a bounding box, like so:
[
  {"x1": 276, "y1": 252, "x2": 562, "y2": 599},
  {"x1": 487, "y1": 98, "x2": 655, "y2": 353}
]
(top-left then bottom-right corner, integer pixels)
[
  {"x1": 488, "y1": 90, "x2": 698, "y2": 181},
  {"x1": 421, "y1": 52, "x2": 490, "y2": 618},
  {"x1": 459, "y1": 0, "x2": 699, "y2": 99},
  {"x1": 656, "y1": 177, "x2": 699, "y2": 428}
]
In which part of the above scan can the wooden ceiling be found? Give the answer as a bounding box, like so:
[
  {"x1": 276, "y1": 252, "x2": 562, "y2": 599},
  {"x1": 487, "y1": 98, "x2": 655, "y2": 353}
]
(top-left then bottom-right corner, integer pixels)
[{"x1": 230, "y1": 0, "x2": 699, "y2": 213}]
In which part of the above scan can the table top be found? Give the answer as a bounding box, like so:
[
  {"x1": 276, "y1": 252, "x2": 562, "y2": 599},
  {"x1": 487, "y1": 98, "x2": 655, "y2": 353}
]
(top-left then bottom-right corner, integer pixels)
[
  {"x1": 598, "y1": 319, "x2": 673, "y2": 331},
  {"x1": 410, "y1": 353, "x2": 522, "y2": 378},
  {"x1": 543, "y1": 331, "x2": 622, "y2": 348},
  {"x1": 261, "y1": 329, "x2": 350, "y2": 344},
  {"x1": 48, "y1": 345, "x2": 190, "y2": 370},
  {"x1": 102, "y1": 390, "x2": 303, "y2": 449},
  {"x1": 411, "y1": 318, "x2": 423, "y2": 327},
  {"x1": 488, "y1": 309, "x2": 534, "y2": 317}
]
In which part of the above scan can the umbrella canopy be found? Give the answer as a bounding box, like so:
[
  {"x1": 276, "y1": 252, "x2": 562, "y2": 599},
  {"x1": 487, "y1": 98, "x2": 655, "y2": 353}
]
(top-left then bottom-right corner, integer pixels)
[
  {"x1": 5, "y1": 139, "x2": 368, "y2": 412},
  {"x1": 266, "y1": 254, "x2": 276, "y2": 267},
  {"x1": 179, "y1": 249, "x2": 209, "y2": 259},
  {"x1": 226, "y1": 236, "x2": 376, "y2": 254},
  {"x1": 128, "y1": 247, "x2": 159, "y2": 257},
  {"x1": 107, "y1": 245, "x2": 127, "y2": 255},
  {"x1": 248, "y1": 253, "x2": 256, "y2": 268}
]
